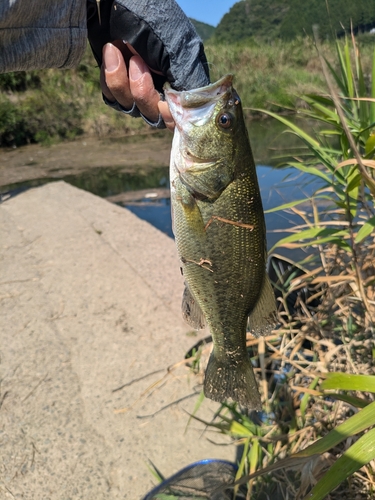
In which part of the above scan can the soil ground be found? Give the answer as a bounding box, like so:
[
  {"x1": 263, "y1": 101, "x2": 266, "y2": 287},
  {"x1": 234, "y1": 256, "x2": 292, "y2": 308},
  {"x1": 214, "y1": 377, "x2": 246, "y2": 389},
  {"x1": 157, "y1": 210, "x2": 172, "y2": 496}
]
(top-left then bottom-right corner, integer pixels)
[
  {"x1": 0, "y1": 133, "x2": 172, "y2": 188},
  {"x1": 0, "y1": 142, "x2": 235, "y2": 499}
]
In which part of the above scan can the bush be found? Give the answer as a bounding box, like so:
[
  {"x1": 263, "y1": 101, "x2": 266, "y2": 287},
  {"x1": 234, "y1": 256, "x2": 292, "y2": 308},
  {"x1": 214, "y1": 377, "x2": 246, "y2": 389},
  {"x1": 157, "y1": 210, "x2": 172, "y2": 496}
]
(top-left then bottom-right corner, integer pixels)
[
  {"x1": 0, "y1": 96, "x2": 27, "y2": 146},
  {"x1": 0, "y1": 71, "x2": 40, "y2": 92}
]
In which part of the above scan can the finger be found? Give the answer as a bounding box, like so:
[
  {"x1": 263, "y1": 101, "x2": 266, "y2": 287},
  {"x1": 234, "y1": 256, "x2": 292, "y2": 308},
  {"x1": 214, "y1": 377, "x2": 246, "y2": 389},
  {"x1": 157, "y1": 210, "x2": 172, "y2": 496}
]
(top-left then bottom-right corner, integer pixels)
[
  {"x1": 100, "y1": 64, "x2": 114, "y2": 102},
  {"x1": 158, "y1": 101, "x2": 175, "y2": 131},
  {"x1": 102, "y1": 43, "x2": 133, "y2": 110},
  {"x1": 129, "y1": 56, "x2": 161, "y2": 123}
]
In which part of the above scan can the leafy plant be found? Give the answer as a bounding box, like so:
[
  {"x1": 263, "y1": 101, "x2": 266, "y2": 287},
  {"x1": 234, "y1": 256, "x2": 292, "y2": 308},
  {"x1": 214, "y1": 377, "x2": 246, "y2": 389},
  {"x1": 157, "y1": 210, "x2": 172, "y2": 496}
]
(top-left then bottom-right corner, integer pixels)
[
  {"x1": 259, "y1": 34, "x2": 375, "y2": 325},
  {"x1": 193, "y1": 35, "x2": 375, "y2": 500},
  {"x1": 0, "y1": 96, "x2": 27, "y2": 146}
]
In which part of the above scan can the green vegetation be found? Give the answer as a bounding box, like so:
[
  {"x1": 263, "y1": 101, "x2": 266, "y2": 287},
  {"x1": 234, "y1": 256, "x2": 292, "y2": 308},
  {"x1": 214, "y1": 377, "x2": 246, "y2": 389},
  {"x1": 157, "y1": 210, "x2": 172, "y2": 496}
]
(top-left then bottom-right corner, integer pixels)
[
  {"x1": 187, "y1": 35, "x2": 375, "y2": 500},
  {"x1": 190, "y1": 18, "x2": 216, "y2": 41},
  {"x1": 2, "y1": 38, "x2": 374, "y2": 148},
  {"x1": 214, "y1": 0, "x2": 289, "y2": 43},
  {"x1": 143, "y1": 34, "x2": 374, "y2": 500},
  {"x1": 1, "y1": 0, "x2": 375, "y2": 147},
  {"x1": 205, "y1": 37, "x2": 327, "y2": 111},
  {"x1": 281, "y1": 0, "x2": 375, "y2": 40},
  {"x1": 0, "y1": 48, "x2": 146, "y2": 147},
  {"x1": 214, "y1": 0, "x2": 375, "y2": 43},
  {"x1": 1, "y1": 6, "x2": 374, "y2": 497}
]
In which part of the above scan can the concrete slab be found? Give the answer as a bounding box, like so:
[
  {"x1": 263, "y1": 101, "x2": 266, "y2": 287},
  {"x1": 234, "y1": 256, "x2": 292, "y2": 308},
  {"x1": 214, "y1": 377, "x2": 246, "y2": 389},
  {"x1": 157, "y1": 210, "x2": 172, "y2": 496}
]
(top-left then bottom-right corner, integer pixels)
[{"x1": 0, "y1": 182, "x2": 234, "y2": 499}]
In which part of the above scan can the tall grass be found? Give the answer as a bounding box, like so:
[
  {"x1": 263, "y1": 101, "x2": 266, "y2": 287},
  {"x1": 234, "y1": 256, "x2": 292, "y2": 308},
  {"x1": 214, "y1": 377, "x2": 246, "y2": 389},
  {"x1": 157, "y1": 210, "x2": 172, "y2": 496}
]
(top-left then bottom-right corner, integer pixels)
[
  {"x1": 0, "y1": 47, "x2": 144, "y2": 146},
  {"x1": 191, "y1": 35, "x2": 375, "y2": 500},
  {"x1": 145, "y1": 36, "x2": 374, "y2": 500},
  {"x1": 205, "y1": 37, "x2": 327, "y2": 111},
  {"x1": 2, "y1": 39, "x2": 375, "y2": 147},
  {"x1": 205, "y1": 37, "x2": 374, "y2": 110}
]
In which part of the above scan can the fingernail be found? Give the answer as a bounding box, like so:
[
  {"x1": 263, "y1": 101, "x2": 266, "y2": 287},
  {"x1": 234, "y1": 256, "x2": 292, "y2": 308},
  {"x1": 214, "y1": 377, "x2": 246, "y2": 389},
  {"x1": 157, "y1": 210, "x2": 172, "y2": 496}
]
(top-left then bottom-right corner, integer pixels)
[
  {"x1": 103, "y1": 44, "x2": 120, "y2": 72},
  {"x1": 130, "y1": 57, "x2": 146, "y2": 81}
]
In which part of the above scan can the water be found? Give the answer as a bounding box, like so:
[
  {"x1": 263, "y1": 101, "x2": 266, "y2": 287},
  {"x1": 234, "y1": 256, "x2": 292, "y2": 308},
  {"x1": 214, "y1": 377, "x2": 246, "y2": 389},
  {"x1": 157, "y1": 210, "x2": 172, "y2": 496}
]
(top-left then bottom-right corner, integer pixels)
[
  {"x1": 0, "y1": 163, "x2": 321, "y2": 258},
  {"x1": 123, "y1": 165, "x2": 322, "y2": 258},
  {"x1": 0, "y1": 117, "x2": 324, "y2": 258},
  {"x1": 258, "y1": 166, "x2": 321, "y2": 255}
]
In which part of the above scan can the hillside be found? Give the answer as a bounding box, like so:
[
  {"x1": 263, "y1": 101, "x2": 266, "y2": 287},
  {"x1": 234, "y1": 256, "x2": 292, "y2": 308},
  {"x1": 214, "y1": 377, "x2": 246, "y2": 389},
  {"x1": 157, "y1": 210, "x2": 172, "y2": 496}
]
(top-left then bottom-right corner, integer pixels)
[
  {"x1": 190, "y1": 19, "x2": 216, "y2": 41},
  {"x1": 214, "y1": 0, "x2": 289, "y2": 42},
  {"x1": 214, "y1": 0, "x2": 375, "y2": 42}
]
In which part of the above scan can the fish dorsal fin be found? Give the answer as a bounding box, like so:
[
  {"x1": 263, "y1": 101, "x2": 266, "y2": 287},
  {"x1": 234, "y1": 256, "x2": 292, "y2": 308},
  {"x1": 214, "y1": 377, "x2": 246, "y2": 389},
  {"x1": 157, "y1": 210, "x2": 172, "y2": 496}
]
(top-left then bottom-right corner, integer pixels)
[
  {"x1": 182, "y1": 285, "x2": 206, "y2": 330},
  {"x1": 247, "y1": 274, "x2": 278, "y2": 337}
]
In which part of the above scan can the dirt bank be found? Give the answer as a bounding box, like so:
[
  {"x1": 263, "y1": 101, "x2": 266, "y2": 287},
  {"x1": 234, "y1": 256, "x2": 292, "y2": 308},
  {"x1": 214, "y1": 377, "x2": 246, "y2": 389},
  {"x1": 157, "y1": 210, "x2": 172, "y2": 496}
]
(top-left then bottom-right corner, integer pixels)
[{"x1": 0, "y1": 131, "x2": 172, "y2": 188}]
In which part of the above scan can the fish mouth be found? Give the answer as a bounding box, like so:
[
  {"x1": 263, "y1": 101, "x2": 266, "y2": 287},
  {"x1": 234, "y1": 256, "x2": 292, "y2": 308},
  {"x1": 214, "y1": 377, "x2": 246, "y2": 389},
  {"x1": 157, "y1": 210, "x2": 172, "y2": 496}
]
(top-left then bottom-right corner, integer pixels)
[
  {"x1": 165, "y1": 74, "x2": 233, "y2": 109},
  {"x1": 165, "y1": 75, "x2": 234, "y2": 132}
]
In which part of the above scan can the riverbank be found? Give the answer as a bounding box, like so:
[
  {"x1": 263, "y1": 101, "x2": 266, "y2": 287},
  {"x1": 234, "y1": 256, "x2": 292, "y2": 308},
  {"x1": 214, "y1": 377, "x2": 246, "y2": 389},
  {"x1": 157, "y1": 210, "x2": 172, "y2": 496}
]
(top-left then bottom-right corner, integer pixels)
[
  {"x1": 0, "y1": 132, "x2": 172, "y2": 189},
  {"x1": 2, "y1": 39, "x2": 374, "y2": 148},
  {"x1": 0, "y1": 112, "x2": 320, "y2": 194}
]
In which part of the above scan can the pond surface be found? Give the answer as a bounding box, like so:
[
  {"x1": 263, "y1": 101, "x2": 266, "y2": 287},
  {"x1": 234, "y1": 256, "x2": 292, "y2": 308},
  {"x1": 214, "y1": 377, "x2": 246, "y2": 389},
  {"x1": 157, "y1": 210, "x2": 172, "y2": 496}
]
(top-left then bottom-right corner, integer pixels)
[{"x1": 0, "y1": 116, "x2": 324, "y2": 259}]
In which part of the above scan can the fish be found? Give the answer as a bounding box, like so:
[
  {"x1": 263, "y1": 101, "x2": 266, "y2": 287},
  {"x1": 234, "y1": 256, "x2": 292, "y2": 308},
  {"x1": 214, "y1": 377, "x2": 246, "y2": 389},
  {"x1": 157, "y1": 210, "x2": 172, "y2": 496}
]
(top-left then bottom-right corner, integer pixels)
[{"x1": 165, "y1": 75, "x2": 277, "y2": 410}]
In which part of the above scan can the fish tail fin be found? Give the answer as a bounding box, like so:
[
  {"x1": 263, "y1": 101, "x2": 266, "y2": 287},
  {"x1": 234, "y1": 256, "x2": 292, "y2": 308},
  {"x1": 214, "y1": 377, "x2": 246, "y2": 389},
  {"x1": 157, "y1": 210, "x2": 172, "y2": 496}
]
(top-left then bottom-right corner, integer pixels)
[
  {"x1": 203, "y1": 352, "x2": 262, "y2": 410},
  {"x1": 248, "y1": 275, "x2": 278, "y2": 337}
]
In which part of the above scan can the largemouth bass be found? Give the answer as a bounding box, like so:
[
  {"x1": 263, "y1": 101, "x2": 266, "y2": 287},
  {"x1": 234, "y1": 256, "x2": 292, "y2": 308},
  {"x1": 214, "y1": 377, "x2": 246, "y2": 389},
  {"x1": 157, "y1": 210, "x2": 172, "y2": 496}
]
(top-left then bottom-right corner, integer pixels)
[{"x1": 165, "y1": 75, "x2": 277, "y2": 410}]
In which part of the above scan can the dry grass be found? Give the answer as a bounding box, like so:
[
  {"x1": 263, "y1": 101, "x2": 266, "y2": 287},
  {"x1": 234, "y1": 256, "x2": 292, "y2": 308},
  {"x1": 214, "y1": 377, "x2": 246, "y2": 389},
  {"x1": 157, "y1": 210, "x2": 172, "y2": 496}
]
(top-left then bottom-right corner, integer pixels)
[{"x1": 187, "y1": 237, "x2": 375, "y2": 499}]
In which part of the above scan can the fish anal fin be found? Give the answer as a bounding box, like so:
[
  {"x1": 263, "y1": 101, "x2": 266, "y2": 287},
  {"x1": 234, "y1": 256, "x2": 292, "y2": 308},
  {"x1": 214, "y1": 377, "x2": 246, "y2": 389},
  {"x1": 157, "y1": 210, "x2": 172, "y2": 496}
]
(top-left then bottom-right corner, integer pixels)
[
  {"x1": 203, "y1": 351, "x2": 262, "y2": 410},
  {"x1": 247, "y1": 275, "x2": 278, "y2": 337},
  {"x1": 182, "y1": 285, "x2": 205, "y2": 330}
]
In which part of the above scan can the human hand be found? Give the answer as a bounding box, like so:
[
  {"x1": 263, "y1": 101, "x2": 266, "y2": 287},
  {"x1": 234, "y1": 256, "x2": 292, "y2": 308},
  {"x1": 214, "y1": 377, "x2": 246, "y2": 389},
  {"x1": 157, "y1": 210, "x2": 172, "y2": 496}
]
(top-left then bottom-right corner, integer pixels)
[
  {"x1": 87, "y1": 0, "x2": 210, "y2": 130},
  {"x1": 101, "y1": 42, "x2": 175, "y2": 130}
]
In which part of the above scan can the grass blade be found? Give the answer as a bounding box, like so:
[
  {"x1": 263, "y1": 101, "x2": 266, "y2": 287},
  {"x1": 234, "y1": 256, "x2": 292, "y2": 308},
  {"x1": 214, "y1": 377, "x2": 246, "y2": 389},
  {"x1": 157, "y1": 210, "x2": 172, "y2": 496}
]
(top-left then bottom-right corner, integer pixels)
[
  {"x1": 320, "y1": 373, "x2": 375, "y2": 392},
  {"x1": 184, "y1": 390, "x2": 205, "y2": 433},
  {"x1": 269, "y1": 228, "x2": 349, "y2": 252},
  {"x1": 344, "y1": 38, "x2": 354, "y2": 99},
  {"x1": 355, "y1": 215, "x2": 375, "y2": 243},
  {"x1": 225, "y1": 402, "x2": 375, "y2": 494},
  {"x1": 325, "y1": 393, "x2": 370, "y2": 409},
  {"x1": 295, "y1": 400, "x2": 375, "y2": 458},
  {"x1": 371, "y1": 47, "x2": 375, "y2": 125},
  {"x1": 325, "y1": 53, "x2": 347, "y2": 96},
  {"x1": 304, "y1": 426, "x2": 375, "y2": 500},
  {"x1": 286, "y1": 162, "x2": 338, "y2": 184},
  {"x1": 251, "y1": 109, "x2": 319, "y2": 148},
  {"x1": 264, "y1": 198, "x2": 312, "y2": 213}
]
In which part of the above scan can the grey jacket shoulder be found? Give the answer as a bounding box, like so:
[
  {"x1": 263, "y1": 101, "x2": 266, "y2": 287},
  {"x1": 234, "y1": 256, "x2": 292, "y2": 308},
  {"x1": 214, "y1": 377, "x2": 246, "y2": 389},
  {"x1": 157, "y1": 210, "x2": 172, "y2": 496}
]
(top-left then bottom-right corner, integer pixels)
[
  {"x1": 0, "y1": 0, "x2": 209, "y2": 92},
  {"x1": 0, "y1": 0, "x2": 87, "y2": 72}
]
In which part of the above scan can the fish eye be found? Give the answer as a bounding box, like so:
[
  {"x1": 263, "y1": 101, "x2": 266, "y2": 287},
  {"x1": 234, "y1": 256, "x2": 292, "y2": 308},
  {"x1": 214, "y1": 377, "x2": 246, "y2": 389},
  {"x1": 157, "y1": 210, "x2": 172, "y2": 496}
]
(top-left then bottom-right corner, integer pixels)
[{"x1": 217, "y1": 112, "x2": 233, "y2": 129}]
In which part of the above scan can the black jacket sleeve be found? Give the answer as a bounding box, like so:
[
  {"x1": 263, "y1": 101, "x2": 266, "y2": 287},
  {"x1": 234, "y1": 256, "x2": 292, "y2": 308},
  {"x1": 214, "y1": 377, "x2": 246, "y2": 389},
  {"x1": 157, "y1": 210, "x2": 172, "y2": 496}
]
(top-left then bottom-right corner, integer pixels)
[{"x1": 87, "y1": 0, "x2": 210, "y2": 93}]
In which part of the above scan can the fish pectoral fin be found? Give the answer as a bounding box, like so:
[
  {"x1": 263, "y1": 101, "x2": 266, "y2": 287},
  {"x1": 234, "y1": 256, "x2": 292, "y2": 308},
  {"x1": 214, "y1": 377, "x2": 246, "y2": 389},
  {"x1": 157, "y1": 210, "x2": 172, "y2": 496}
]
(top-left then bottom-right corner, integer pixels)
[
  {"x1": 182, "y1": 285, "x2": 206, "y2": 330},
  {"x1": 247, "y1": 275, "x2": 278, "y2": 337},
  {"x1": 173, "y1": 179, "x2": 207, "y2": 236},
  {"x1": 180, "y1": 159, "x2": 232, "y2": 200}
]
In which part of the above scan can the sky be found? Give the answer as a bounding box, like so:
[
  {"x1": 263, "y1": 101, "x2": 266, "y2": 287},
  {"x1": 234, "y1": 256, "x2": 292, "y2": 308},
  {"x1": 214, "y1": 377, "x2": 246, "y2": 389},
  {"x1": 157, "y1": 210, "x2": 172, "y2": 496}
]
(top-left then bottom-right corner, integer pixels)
[{"x1": 176, "y1": 0, "x2": 238, "y2": 27}]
